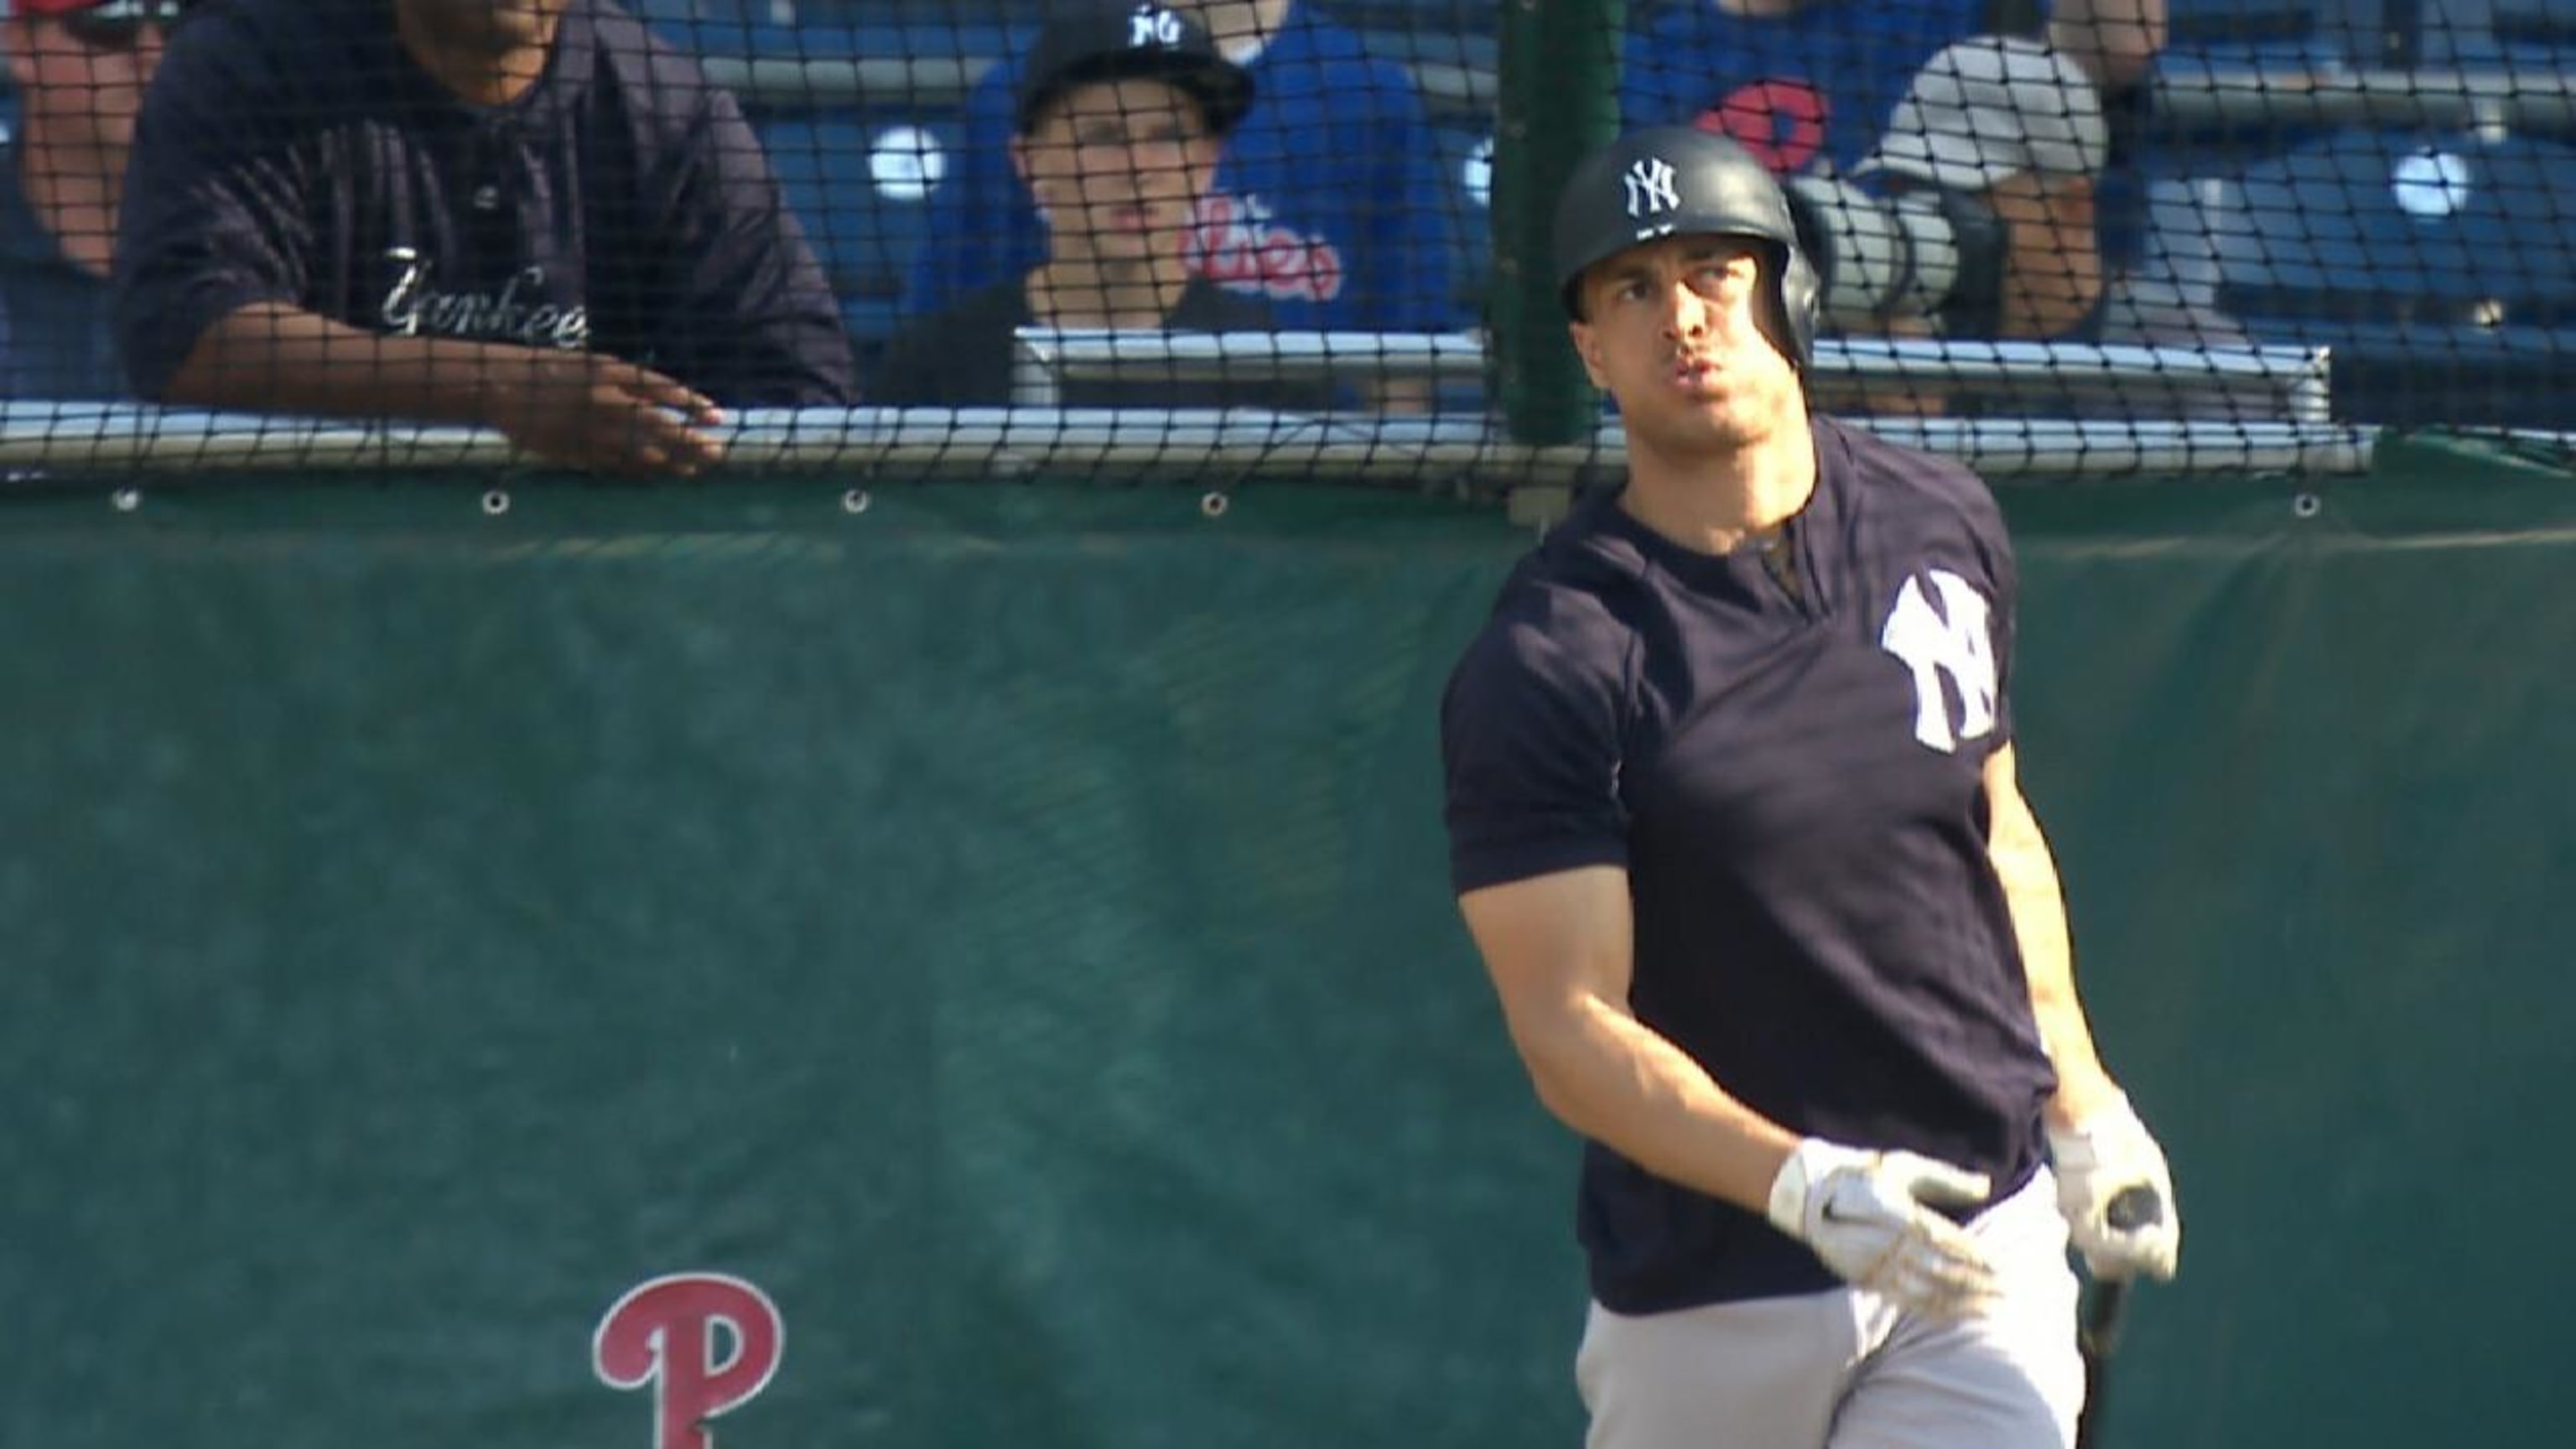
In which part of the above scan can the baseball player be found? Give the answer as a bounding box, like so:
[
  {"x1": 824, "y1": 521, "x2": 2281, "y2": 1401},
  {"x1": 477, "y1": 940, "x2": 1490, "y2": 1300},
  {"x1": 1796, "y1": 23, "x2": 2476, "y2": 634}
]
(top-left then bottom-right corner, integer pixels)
[{"x1": 1440, "y1": 127, "x2": 2181, "y2": 1449}]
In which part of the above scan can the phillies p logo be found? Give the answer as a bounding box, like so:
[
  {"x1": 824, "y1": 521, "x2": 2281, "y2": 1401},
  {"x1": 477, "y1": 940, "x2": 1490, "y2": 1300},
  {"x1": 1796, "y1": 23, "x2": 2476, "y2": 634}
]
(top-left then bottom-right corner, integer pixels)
[{"x1": 594, "y1": 1274, "x2": 784, "y2": 1449}]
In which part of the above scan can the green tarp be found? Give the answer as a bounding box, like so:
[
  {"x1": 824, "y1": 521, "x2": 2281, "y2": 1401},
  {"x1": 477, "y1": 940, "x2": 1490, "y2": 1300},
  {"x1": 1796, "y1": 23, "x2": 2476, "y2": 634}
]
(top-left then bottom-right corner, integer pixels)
[{"x1": 3, "y1": 437, "x2": 2568, "y2": 1447}]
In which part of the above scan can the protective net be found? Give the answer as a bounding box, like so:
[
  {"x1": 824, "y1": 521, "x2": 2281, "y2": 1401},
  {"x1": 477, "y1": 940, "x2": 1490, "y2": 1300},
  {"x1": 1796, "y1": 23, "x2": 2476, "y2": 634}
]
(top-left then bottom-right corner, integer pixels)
[{"x1": 2, "y1": 0, "x2": 2568, "y2": 482}]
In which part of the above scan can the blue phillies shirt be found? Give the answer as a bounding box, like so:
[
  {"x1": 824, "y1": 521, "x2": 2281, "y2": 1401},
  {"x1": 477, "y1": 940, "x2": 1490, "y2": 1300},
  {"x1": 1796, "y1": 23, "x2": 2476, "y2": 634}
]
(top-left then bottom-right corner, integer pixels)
[
  {"x1": 904, "y1": 2, "x2": 1457, "y2": 333},
  {"x1": 0, "y1": 148, "x2": 124, "y2": 400},
  {"x1": 1621, "y1": 0, "x2": 2001, "y2": 179},
  {"x1": 116, "y1": 0, "x2": 855, "y2": 407},
  {"x1": 1441, "y1": 418, "x2": 2055, "y2": 1314}
]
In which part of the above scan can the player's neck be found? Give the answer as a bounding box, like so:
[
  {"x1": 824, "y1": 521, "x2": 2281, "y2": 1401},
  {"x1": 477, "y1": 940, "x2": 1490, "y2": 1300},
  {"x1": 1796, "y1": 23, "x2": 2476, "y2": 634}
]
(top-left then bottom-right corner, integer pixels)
[
  {"x1": 1027, "y1": 253, "x2": 1192, "y2": 331},
  {"x1": 1620, "y1": 414, "x2": 1819, "y2": 558},
  {"x1": 395, "y1": 3, "x2": 558, "y2": 106}
]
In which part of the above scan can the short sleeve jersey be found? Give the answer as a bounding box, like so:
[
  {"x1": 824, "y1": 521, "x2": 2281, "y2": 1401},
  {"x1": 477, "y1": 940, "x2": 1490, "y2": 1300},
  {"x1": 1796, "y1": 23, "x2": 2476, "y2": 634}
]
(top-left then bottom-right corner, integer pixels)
[
  {"x1": 902, "y1": 2, "x2": 1458, "y2": 333},
  {"x1": 114, "y1": 0, "x2": 855, "y2": 407},
  {"x1": 1620, "y1": 0, "x2": 1998, "y2": 179},
  {"x1": 1441, "y1": 417, "x2": 2055, "y2": 1313}
]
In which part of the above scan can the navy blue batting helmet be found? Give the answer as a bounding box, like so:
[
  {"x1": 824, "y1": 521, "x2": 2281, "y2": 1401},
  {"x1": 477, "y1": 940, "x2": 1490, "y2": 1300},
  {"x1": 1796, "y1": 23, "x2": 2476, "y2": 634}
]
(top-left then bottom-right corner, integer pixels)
[{"x1": 1553, "y1": 126, "x2": 1821, "y2": 370}]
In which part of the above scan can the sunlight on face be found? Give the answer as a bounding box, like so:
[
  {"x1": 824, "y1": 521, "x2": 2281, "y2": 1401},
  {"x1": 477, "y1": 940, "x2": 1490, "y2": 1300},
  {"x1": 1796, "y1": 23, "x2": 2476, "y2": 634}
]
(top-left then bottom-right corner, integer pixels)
[
  {"x1": 1568, "y1": 234, "x2": 1804, "y2": 458},
  {"x1": 1015, "y1": 76, "x2": 1219, "y2": 267}
]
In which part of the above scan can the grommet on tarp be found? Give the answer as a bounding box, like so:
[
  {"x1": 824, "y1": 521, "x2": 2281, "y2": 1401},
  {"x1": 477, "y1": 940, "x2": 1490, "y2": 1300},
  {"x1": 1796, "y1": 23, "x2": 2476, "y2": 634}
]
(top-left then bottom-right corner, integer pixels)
[
  {"x1": 111, "y1": 487, "x2": 142, "y2": 514},
  {"x1": 481, "y1": 489, "x2": 512, "y2": 517},
  {"x1": 1200, "y1": 491, "x2": 1230, "y2": 520},
  {"x1": 2292, "y1": 491, "x2": 2322, "y2": 519},
  {"x1": 842, "y1": 489, "x2": 871, "y2": 515}
]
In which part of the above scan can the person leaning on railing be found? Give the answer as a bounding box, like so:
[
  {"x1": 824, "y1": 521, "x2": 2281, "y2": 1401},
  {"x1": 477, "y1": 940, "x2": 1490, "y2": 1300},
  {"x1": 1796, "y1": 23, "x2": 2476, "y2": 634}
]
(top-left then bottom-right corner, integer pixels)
[
  {"x1": 0, "y1": 0, "x2": 184, "y2": 399},
  {"x1": 865, "y1": 0, "x2": 1329, "y2": 413},
  {"x1": 112, "y1": 0, "x2": 856, "y2": 477}
]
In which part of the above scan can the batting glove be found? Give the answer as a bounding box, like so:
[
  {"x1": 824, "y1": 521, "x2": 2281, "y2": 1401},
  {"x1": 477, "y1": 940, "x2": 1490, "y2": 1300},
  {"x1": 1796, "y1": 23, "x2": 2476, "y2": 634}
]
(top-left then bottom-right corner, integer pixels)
[
  {"x1": 2048, "y1": 1092, "x2": 2181, "y2": 1283},
  {"x1": 1765, "y1": 1138, "x2": 2001, "y2": 1319}
]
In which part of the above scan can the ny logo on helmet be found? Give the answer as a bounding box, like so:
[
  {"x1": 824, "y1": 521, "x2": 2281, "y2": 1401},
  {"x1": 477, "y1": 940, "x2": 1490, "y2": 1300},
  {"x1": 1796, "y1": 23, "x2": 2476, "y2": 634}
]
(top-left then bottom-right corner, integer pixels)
[
  {"x1": 1623, "y1": 158, "x2": 1680, "y2": 219},
  {"x1": 1129, "y1": 3, "x2": 1185, "y2": 46}
]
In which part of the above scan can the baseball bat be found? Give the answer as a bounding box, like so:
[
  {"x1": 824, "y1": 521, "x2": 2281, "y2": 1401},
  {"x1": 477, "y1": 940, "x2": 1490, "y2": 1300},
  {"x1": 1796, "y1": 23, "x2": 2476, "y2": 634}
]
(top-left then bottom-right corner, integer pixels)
[{"x1": 2072, "y1": 1185, "x2": 2163, "y2": 1449}]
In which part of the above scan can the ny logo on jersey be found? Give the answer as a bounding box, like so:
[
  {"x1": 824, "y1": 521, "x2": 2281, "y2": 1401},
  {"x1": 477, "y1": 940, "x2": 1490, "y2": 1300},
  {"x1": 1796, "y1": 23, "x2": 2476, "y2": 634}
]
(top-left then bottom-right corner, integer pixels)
[
  {"x1": 1129, "y1": 3, "x2": 1185, "y2": 46},
  {"x1": 1878, "y1": 569, "x2": 1998, "y2": 753},
  {"x1": 1623, "y1": 157, "x2": 1680, "y2": 219}
]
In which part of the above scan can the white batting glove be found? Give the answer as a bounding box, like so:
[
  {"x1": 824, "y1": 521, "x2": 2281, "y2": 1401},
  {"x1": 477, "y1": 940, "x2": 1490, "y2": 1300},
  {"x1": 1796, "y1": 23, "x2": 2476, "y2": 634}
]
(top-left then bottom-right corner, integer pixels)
[
  {"x1": 2048, "y1": 1092, "x2": 2182, "y2": 1283},
  {"x1": 1765, "y1": 1138, "x2": 2001, "y2": 1319}
]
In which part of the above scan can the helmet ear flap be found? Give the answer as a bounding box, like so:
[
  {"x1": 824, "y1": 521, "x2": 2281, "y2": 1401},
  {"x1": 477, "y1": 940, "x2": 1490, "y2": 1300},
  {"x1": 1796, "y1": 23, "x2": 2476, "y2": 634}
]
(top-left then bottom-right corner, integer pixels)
[{"x1": 1772, "y1": 242, "x2": 1822, "y2": 371}]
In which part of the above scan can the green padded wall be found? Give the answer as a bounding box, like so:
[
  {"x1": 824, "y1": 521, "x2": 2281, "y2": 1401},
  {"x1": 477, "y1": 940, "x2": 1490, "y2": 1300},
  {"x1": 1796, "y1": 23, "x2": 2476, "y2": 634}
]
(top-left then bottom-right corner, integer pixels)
[{"x1": 2, "y1": 441, "x2": 2568, "y2": 1448}]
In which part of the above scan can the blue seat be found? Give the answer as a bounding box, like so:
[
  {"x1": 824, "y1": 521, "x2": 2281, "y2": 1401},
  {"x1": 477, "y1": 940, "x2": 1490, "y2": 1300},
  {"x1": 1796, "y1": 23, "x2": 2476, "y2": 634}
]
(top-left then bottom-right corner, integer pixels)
[
  {"x1": 760, "y1": 111, "x2": 957, "y2": 353},
  {"x1": 2183, "y1": 127, "x2": 2576, "y2": 425}
]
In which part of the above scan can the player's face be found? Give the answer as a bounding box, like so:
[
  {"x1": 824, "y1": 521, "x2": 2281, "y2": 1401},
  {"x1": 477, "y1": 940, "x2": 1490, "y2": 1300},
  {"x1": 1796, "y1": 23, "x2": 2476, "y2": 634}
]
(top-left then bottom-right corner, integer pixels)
[
  {"x1": 1014, "y1": 77, "x2": 1218, "y2": 268},
  {"x1": 1569, "y1": 235, "x2": 1803, "y2": 457},
  {"x1": 3, "y1": 1, "x2": 178, "y2": 152}
]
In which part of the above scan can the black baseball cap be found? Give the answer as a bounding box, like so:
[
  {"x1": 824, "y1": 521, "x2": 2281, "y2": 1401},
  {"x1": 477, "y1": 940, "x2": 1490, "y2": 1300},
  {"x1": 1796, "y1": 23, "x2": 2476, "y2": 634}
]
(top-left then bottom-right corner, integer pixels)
[{"x1": 1011, "y1": 1, "x2": 1256, "y2": 138}]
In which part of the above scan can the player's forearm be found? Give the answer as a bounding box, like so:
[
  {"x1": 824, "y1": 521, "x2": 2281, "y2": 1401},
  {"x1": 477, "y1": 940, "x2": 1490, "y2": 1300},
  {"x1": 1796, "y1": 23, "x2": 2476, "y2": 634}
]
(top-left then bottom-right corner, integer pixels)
[
  {"x1": 161, "y1": 303, "x2": 525, "y2": 428},
  {"x1": 1509, "y1": 998, "x2": 1800, "y2": 1214},
  {"x1": 1992, "y1": 806, "x2": 2122, "y2": 1126}
]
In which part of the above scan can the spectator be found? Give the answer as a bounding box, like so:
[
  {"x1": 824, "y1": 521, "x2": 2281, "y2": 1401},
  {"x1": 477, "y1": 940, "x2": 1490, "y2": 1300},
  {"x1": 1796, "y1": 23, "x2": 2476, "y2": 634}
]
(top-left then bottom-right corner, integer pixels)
[
  {"x1": 0, "y1": 0, "x2": 179, "y2": 398},
  {"x1": 870, "y1": 2, "x2": 1325, "y2": 411},
  {"x1": 904, "y1": 0, "x2": 1455, "y2": 407},
  {"x1": 115, "y1": 0, "x2": 854, "y2": 477},
  {"x1": 1621, "y1": 0, "x2": 2122, "y2": 348}
]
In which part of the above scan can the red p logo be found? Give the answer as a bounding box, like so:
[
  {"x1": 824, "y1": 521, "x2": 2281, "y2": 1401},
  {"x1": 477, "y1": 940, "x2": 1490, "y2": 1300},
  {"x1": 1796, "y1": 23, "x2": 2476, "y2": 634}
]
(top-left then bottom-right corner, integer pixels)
[{"x1": 594, "y1": 1274, "x2": 784, "y2": 1449}]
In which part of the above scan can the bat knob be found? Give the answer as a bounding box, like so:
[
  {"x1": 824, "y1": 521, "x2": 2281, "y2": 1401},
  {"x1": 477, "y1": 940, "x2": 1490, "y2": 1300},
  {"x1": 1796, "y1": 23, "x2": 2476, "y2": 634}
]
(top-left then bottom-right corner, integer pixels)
[{"x1": 2106, "y1": 1185, "x2": 2163, "y2": 1233}]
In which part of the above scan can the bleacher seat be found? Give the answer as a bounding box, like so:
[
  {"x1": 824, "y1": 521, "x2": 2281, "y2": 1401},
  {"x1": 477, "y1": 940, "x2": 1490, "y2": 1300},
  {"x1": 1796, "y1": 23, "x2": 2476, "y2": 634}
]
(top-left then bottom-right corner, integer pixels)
[
  {"x1": 1429, "y1": 125, "x2": 1493, "y2": 320},
  {"x1": 2184, "y1": 127, "x2": 2576, "y2": 426},
  {"x1": 758, "y1": 111, "x2": 956, "y2": 362}
]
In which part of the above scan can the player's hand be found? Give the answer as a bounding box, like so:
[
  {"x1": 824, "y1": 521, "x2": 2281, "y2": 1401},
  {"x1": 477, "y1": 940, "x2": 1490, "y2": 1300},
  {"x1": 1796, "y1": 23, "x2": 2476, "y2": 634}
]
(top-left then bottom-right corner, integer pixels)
[
  {"x1": 2048, "y1": 1092, "x2": 2180, "y2": 1283},
  {"x1": 1765, "y1": 1138, "x2": 2000, "y2": 1319},
  {"x1": 486, "y1": 351, "x2": 729, "y2": 478}
]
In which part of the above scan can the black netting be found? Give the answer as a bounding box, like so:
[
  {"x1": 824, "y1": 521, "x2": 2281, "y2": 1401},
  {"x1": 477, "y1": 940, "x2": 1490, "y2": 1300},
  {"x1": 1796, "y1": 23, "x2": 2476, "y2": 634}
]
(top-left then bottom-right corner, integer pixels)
[{"x1": 0, "y1": 0, "x2": 2566, "y2": 481}]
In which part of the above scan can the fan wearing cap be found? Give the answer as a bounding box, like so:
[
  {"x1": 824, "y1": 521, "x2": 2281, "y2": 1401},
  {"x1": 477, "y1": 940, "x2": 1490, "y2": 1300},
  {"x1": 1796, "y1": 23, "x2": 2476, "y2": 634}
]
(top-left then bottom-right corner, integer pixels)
[
  {"x1": 868, "y1": 1, "x2": 1321, "y2": 410},
  {"x1": 1440, "y1": 126, "x2": 2180, "y2": 1449},
  {"x1": 899, "y1": 1, "x2": 1457, "y2": 392},
  {"x1": 112, "y1": 0, "x2": 854, "y2": 476},
  {"x1": 0, "y1": 0, "x2": 184, "y2": 398}
]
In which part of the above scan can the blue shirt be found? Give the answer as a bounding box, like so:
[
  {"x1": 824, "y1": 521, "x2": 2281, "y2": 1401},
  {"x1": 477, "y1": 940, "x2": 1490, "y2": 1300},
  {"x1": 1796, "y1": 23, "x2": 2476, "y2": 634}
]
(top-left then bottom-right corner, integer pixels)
[
  {"x1": 116, "y1": 0, "x2": 854, "y2": 406},
  {"x1": 1622, "y1": 0, "x2": 1998, "y2": 179},
  {"x1": 1441, "y1": 417, "x2": 2054, "y2": 1313},
  {"x1": 905, "y1": 2, "x2": 1458, "y2": 333},
  {"x1": 0, "y1": 150, "x2": 125, "y2": 400}
]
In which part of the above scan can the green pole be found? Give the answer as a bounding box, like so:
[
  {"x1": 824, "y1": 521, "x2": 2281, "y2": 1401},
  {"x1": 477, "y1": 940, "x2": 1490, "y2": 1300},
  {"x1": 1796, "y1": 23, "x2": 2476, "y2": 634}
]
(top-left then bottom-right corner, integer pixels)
[{"x1": 1492, "y1": 0, "x2": 1623, "y2": 446}]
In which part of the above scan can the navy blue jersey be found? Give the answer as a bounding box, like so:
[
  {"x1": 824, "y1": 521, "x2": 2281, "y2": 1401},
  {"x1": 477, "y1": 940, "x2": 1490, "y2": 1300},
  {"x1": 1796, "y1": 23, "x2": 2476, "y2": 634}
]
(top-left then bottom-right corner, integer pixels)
[
  {"x1": 1441, "y1": 417, "x2": 2055, "y2": 1313},
  {"x1": 115, "y1": 0, "x2": 854, "y2": 407},
  {"x1": 0, "y1": 150, "x2": 124, "y2": 400}
]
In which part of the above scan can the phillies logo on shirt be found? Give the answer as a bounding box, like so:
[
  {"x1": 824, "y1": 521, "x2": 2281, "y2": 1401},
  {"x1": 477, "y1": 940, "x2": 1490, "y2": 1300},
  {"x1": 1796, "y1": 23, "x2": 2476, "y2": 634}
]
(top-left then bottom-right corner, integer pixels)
[
  {"x1": 1698, "y1": 77, "x2": 1831, "y2": 175},
  {"x1": 1877, "y1": 569, "x2": 1998, "y2": 753},
  {"x1": 379, "y1": 247, "x2": 591, "y2": 351},
  {"x1": 1187, "y1": 193, "x2": 1346, "y2": 303},
  {"x1": 594, "y1": 1272, "x2": 784, "y2": 1449}
]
